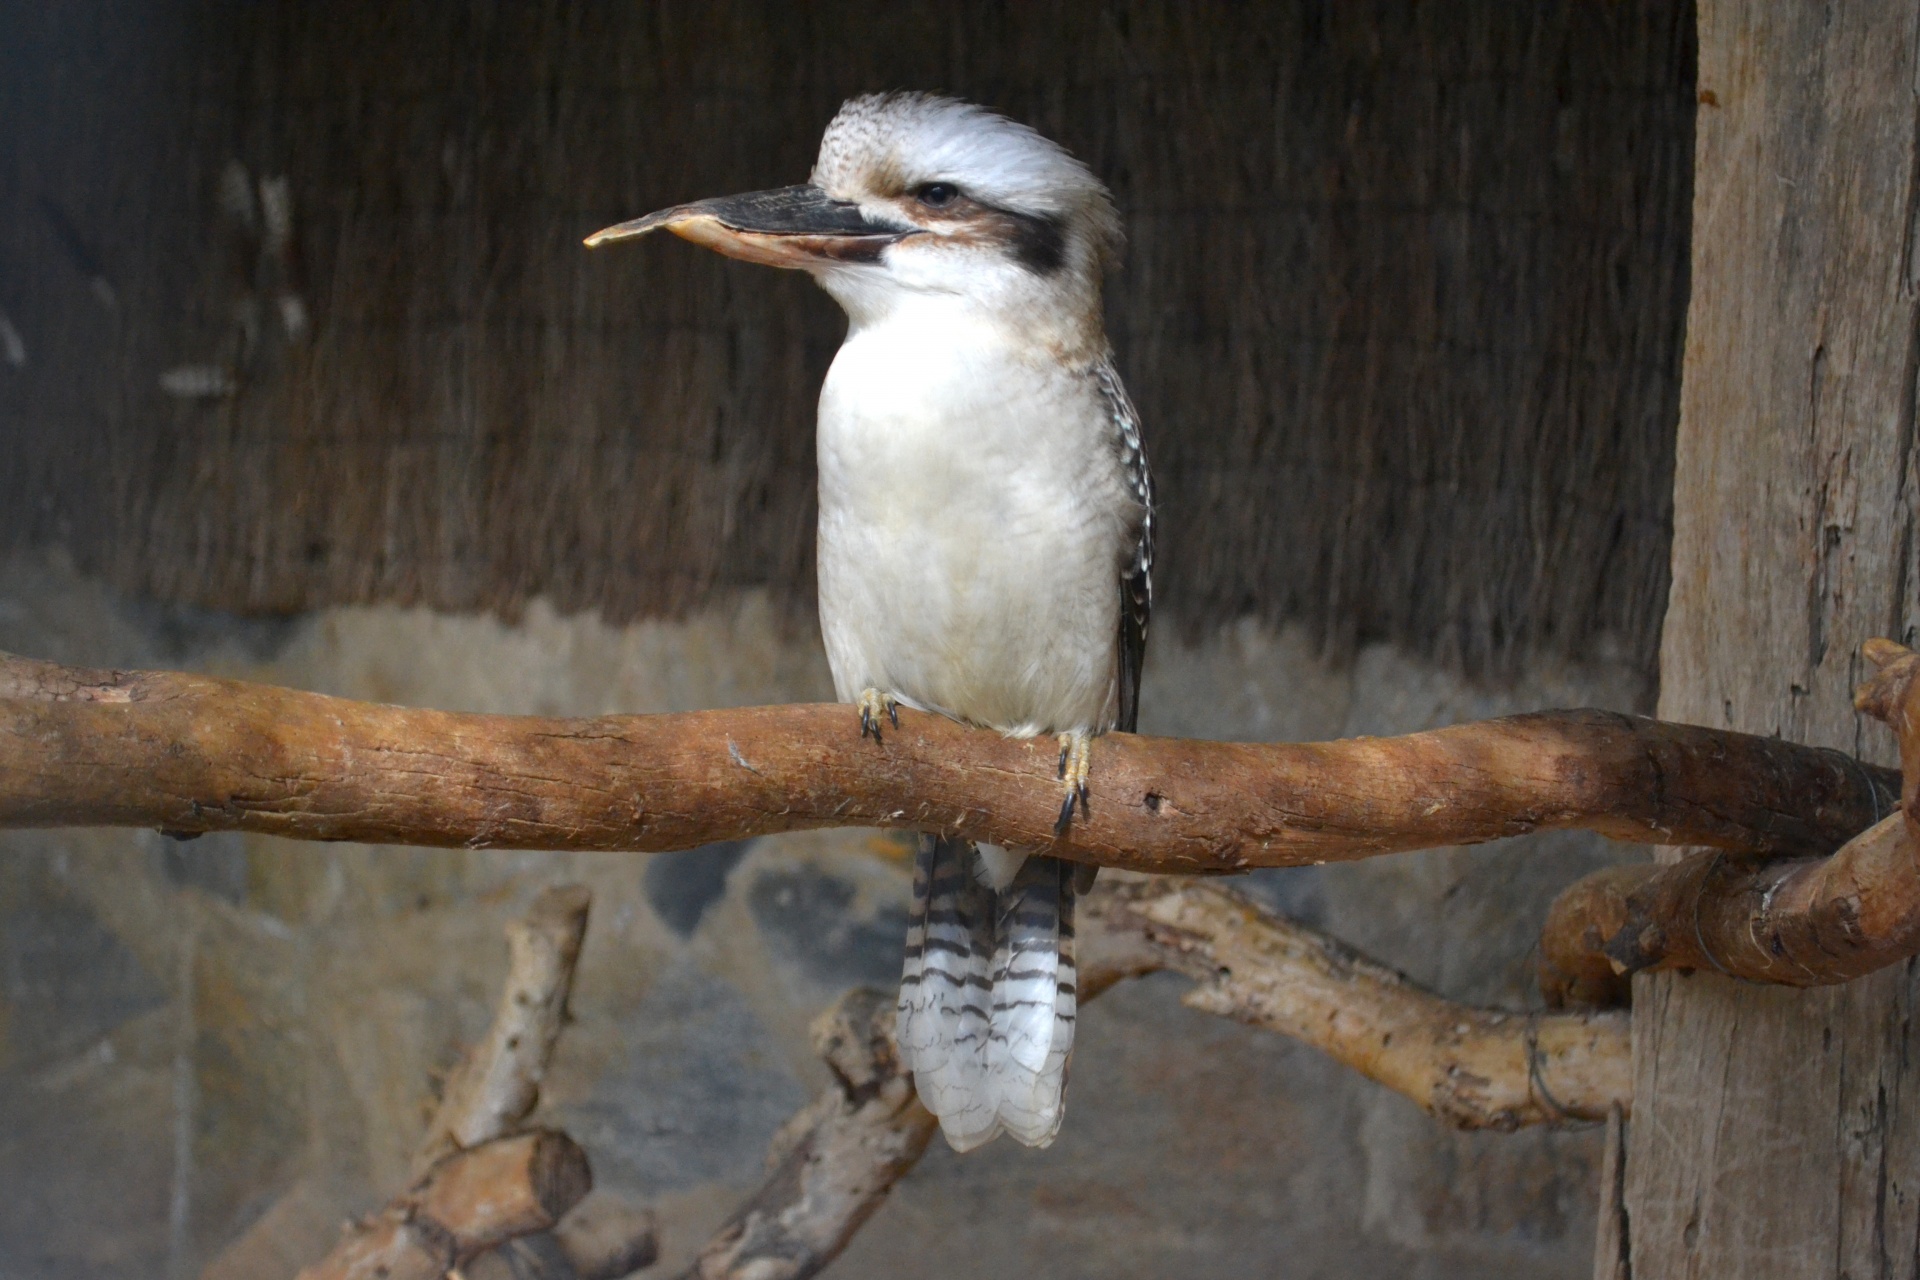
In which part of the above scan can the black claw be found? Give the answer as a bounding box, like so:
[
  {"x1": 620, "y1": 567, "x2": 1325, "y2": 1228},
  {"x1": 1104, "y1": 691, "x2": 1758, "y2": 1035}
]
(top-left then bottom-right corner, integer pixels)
[
  {"x1": 888, "y1": 701, "x2": 899, "y2": 729},
  {"x1": 1054, "y1": 790, "x2": 1076, "y2": 837},
  {"x1": 1058, "y1": 742, "x2": 1070, "y2": 778},
  {"x1": 1077, "y1": 779, "x2": 1091, "y2": 819},
  {"x1": 860, "y1": 706, "x2": 875, "y2": 741}
]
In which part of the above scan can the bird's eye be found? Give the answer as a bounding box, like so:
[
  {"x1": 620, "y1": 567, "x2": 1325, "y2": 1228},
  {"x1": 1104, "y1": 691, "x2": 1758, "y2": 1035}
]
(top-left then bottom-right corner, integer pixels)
[{"x1": 914, "y1": 183, "x2": 959, "y2": 208}]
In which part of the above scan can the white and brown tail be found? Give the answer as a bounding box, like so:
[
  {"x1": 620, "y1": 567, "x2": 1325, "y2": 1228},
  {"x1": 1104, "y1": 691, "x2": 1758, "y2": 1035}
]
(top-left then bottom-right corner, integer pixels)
[{"x1": 896, "y1": 835, "x2": 1078, "y2": 1151}]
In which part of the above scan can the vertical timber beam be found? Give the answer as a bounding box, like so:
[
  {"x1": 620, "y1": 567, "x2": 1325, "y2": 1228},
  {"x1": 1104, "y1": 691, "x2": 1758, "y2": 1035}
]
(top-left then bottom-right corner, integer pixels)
[{"x1": 1625, "y1": 2, "x2": 1920, "y2": 1277}]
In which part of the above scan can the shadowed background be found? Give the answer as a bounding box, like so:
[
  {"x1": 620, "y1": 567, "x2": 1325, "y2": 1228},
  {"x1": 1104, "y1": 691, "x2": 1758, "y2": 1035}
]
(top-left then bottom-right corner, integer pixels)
[
  {"x1": 0, "y1": 2, "x2": 1694, "y2": 1277},
  {"x1": 1, "y1": 0, "x2": 1691, "y2": 673}
]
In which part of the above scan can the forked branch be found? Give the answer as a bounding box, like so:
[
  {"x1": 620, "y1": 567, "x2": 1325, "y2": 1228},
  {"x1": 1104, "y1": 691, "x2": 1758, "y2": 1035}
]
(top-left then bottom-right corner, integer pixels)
[{"x1": 1539, "y1": 638, "x2": 1920, "y2": 1006}]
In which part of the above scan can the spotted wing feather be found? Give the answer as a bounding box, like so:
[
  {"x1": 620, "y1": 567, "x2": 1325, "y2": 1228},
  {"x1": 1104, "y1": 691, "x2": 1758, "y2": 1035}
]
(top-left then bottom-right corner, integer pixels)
[{"x1": 1094, "y1": 355, "x2": 1153, "y2": 736}]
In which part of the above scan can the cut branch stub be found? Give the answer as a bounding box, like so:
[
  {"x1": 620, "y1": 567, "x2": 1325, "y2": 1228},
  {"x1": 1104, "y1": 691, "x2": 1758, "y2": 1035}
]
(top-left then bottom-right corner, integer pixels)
[
  {"x1": 295, "y1": 1130, "x2": 592, "y2": 1280},
  {"x1": 1539, "y1": 638, "x2": 1920, "y2": 1006},
  {"x1": 0, "y1": 652, "x2": 1896, "y2": 873}
]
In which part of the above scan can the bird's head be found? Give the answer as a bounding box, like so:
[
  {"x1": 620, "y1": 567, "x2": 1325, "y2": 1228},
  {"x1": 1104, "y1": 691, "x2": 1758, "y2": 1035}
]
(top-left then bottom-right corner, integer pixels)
[{"x1": 587, "y1": 93, "x2": 1121, "y2": 354}]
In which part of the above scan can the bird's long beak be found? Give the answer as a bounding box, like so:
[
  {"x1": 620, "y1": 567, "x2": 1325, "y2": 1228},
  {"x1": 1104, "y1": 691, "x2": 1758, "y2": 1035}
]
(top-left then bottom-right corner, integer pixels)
[{"x1": 584, "y1": 184, "x2": 914, "y2": 268}]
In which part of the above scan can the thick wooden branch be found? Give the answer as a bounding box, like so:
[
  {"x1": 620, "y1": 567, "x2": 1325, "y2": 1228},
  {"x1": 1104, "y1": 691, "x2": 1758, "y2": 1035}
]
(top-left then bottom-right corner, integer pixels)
[
  {"x1": 295, "y1": 1130, "x2": 592, "y2": 1280},
  {"x1": 0, "y1": 653, "x2": 1894, "y2": 872},
  {"x1": 1539, "y1": 639, "x2": 1920, "y2": 1006},
  {"x1": 687, "y1": 877, "x2": 1629, "y2": 1280}
]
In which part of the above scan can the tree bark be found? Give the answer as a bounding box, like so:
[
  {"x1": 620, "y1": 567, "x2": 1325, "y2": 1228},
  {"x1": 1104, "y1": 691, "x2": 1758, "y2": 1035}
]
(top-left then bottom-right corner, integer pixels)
[
  {"x1": 1623, "y1": 3, "x2": 1920, "y2": 1276},
  {"x1": 0, "y1": 652, "x2": 1893, "y2": 873}
]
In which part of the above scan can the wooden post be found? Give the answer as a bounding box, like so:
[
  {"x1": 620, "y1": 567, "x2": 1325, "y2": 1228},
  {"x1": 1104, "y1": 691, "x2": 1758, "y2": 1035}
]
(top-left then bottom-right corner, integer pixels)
[{"x1": 1623, "y1": 2, "x2": 1920, "y2": 1276}]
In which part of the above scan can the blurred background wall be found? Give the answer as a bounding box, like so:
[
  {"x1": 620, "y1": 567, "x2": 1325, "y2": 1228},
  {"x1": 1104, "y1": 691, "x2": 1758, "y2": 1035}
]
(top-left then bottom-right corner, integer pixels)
[{"x1": 0, "y1": 3, "x2": 1693, "y2": 1277}]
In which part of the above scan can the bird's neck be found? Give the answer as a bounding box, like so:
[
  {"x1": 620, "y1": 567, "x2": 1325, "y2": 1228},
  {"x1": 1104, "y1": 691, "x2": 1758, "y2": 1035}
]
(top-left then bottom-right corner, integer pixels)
[{"x1": 814, "y1": 270, "x2": 1107, "y2": 369}]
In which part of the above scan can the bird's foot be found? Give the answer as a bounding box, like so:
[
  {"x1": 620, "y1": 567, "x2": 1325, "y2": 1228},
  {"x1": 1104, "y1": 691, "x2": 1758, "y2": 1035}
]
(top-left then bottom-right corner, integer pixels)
[
  {"x1": 1055, "y1": 730, "x2": 1092, "y2": 836},
  {"x1": 857, "y1": 688, "x2": 899, "y2": 742}
]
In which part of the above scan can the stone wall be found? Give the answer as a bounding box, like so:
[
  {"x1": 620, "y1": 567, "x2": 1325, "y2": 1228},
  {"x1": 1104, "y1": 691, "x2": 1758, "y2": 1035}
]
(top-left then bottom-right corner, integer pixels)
[{"x1": 0, "y1": 548, "x2": 1648, "y2": 1279}]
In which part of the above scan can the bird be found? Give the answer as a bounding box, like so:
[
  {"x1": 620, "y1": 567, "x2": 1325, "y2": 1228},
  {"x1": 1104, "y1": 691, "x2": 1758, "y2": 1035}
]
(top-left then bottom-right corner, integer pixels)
[{"x1": 586, "y1": 93, "x2": 1153, "y2": 1151}]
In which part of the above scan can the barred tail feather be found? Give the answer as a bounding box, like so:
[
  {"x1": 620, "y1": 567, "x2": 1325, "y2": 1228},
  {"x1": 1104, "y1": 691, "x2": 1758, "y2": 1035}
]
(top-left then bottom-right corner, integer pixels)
[
  {"x1": 896, "y1": 835, "x2": 1000, "y2": 1149},
  {"x1": 898, "y1": 840, "x2": 1079, "y2": 1152},
  {"x1": 988, "y1": 854, "x2": 1076, "y2": 1146}
]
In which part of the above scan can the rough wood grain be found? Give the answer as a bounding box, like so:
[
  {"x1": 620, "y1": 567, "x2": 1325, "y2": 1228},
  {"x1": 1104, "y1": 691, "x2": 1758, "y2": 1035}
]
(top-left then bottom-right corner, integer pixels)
[
  {"x1": 0, "y1": 653, "x2": 1894, "y2": 874},
  {"x1": 1594, "y1": 1105, "x2": 1630, "y2": 1280},
  {"x1": 284, "y1": 886, "x2": 616, "y2": 1280},
  {"x1": 1624, "y1": 3, "x2": 1920, "y2": 1276},
  {"x1": 682, "y1": 989, "x2": 940, "y2": 1280}
]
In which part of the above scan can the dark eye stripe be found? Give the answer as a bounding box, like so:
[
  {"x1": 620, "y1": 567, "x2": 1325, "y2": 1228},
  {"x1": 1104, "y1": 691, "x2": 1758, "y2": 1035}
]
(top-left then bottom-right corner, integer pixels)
[{"x1": 999, "y1": 208, "x2": 1066, "y2": 275}]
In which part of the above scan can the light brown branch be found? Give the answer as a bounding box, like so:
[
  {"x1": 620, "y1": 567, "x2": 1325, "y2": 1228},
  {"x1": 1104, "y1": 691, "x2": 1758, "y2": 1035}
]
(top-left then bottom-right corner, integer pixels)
[
  {"x1": 295, "y1": 1129, "x2": 592, "y2": 1280},
  {"x1": 415, "y1": 884, "x2": 592, "y2": 1173},
  {"x1": 685, "y1": 878, "x2": 1629, "y2": 1280},
  {"x1": 1091, "y1": 878, "x2": 1630, "y2": 1129},
  {"x1": 1538, "y1": 638, "x2": 1920, "y2": 1006},
  {"x1": 0, "y1": 652, "x2": 1894, "y2": 872}
]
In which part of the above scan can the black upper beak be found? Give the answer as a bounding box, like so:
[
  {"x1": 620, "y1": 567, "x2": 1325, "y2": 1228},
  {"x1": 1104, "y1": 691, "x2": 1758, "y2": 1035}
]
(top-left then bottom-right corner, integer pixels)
[{"x1": 584, "y1": 184, "x2": 915, "y2": 267}]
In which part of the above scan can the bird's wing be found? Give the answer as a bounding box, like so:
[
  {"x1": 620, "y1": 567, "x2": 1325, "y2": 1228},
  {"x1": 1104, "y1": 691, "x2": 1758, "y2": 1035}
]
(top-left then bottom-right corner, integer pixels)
[{"x1": 1094, "y1": 355, "x2": 1153, "y2": 735}]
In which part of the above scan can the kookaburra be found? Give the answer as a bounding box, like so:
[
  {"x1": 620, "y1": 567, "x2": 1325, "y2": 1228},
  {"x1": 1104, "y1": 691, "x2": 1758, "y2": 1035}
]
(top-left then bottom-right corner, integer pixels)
[{"x1": 587, "y1": 93, "x2": 1153, "y2": 1151}]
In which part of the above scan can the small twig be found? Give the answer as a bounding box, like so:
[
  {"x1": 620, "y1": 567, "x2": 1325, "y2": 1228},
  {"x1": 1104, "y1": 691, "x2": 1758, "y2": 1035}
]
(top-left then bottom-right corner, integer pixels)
[{"x1": 685, "y1": 877, "x2": 1629, "y2": 1280}]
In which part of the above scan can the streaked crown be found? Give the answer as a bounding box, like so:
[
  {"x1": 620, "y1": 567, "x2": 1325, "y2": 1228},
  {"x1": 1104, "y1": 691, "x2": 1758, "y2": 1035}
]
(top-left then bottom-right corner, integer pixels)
[{"x1": 812, "y1": 93, "x2": 1122, "y2": 275}]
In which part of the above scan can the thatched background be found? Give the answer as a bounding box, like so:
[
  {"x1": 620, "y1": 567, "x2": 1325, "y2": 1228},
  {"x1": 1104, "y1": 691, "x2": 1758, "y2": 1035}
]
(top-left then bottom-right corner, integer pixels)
[{"x1": 0, "y1": 0, "x2": 1694, "y2": 674}]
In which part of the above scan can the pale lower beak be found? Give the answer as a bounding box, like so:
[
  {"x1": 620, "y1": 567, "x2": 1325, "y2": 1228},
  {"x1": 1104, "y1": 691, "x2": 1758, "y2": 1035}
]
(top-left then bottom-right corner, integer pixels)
[{"x1": 584, "y1": 184, "x2": 915, "y2": 268}]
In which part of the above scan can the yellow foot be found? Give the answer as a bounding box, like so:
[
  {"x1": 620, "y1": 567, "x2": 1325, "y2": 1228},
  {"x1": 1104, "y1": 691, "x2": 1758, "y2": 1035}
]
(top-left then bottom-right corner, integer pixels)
[
  {"x1": 857, "y1": 688, "x2": 899, "y2": 742},
  {"x1": 1055, "y1": 730, "x2": 1092, "y2": 835}
]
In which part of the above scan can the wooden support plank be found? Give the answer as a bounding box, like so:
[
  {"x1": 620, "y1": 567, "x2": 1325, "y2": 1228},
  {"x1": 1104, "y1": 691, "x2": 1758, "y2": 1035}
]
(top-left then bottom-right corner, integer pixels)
[{"x1": 1624, "y1": 2, "x2": 1920, "y2": 1275}]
